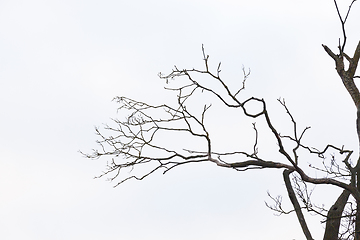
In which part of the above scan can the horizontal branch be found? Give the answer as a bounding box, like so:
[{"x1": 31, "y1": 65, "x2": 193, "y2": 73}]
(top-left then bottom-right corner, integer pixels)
[{"x1": 229, "y1": 160, "x2": 295, "y2": 170}]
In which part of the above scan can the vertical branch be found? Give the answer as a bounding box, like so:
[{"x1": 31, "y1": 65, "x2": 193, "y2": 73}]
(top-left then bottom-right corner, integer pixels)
[
  {"x1": 323, "y1": 189, "x2": 351, "y2": 240},
  {"x1": 333, "y1": 0, "x2": 357, "y2": 52},
  {"x1": 333, "y1": 0, "x2": 346, "y2": 52},
  {"x1": 356, "y1": 172, "x2": 360, "y2": 240}
]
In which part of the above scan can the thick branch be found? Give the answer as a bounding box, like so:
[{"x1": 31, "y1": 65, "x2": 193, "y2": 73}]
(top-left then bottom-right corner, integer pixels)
[
  {"x1": 283, "y1": 170, "x2": 314, "y2": 240},
  {"x1": 349, "y1": 41, "x2": 360, "y2": 77},
  {"x1": 322, "y1": 44, "x2": 360, "y2": 108},
  {"x1": 323, "y1": 189, "x2": 351, "y2": 240},
  {"x1": 230, "y1": 160, "x2": 295, "y2": 170},
  {"x1": 295, "y1": 167, "x2": 360, "y2": 202}
]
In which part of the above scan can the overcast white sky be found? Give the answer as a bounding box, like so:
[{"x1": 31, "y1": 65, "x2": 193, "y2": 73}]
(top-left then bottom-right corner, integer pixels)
[{"x1": 1, "y1": 0, "x2": 360, "y2": 239}]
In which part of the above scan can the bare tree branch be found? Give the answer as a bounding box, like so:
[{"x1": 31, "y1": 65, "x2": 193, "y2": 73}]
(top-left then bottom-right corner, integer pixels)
[
  {"x1": 283, "y1": 169, "x2": 314, "y2": 240},
  {"x1": 84, "y1": 1, "x2": 360, "y2": 238}
]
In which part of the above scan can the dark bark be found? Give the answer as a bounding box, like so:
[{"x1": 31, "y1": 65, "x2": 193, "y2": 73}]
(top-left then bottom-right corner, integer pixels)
[
  {"x1": 323, "y1": 39, "x2": 360, "y2": 240},
  {"x1": 349, "y1": 41, "x2": 360, "y2": 78},
  {"x1": 283, "y1": 170, "x2": 314, "y2": 240},
  {"x1": 356, "y1": 172, "x2": 360, "y2": 240},
  {"x1": 322, "y1": 43, "x2": 360, "y2": 108},
  {"x1": 323, "y1": 190, "x2": 350, "y2": 240},
  {"x1": 358, "y1": 109, "x2": 360, "y2": 148}
]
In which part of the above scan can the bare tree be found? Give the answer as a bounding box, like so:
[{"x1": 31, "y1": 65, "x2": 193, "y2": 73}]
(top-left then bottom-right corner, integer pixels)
[{"x1": 83, "y1": 1, "x2": 360, "y2": 239}]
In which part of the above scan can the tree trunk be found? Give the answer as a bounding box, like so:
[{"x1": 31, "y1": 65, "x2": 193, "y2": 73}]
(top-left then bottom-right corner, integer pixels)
[
  {"x1": 323, "y1": 190, "x2": 350, "y2": 240},
  {"x1": 355, "y1": 171, "x2": 360, "y2": 240},
  {"x1": 354, "y1": 110, "x2": 360, "y2": 240},
  {"x1": 323, "y1": 40, "x2": 360, "y2": 239}
]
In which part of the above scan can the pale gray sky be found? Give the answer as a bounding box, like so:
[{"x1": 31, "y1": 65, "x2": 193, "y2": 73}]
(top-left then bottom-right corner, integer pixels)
[{"x1": 0, "y1": 0, "x2": 359, "y2": 239}]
